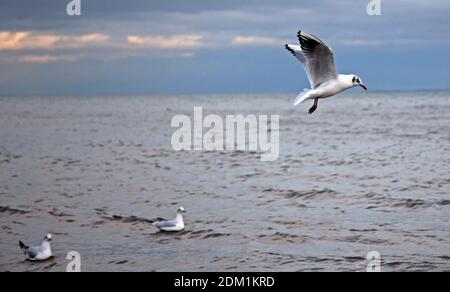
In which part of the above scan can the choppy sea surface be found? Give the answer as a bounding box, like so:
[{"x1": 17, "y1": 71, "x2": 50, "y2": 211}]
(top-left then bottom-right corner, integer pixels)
[{"x1": 0, "y1": 91, "x2": 449, "y2": 272}]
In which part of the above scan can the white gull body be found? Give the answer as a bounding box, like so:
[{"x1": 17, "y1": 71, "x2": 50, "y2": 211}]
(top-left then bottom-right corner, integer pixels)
[
  {"x1": 152, "y1": 207, "x2": 186, "y2": 232},
  {"x1": 285, "y1": 31, "x2": 367, "y2": 114},
  {"x1": 19, "y1": 234, "x2": 53, "y2": 261}
]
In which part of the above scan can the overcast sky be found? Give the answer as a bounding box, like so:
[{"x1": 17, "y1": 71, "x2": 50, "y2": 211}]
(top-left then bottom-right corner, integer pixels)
[{"x1": 0, "y1": 0, "x2": 449, "y2": 95}]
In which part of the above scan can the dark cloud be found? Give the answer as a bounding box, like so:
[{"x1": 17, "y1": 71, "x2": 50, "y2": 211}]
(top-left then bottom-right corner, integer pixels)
[{"x1": 1, "y1": 0, "x2": 449, "y2": 47}]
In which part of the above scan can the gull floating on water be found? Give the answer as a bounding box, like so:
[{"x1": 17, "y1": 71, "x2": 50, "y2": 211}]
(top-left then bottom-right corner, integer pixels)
[
  {"x1": 285, "y1": 30, "x2": 367, "y2": 114},
  {"x1": 152, "y1": 207, "x2": 186, "y2": 232},
  {"x1": 19, "y1": 234, "x2": 53, "y2": 261}
]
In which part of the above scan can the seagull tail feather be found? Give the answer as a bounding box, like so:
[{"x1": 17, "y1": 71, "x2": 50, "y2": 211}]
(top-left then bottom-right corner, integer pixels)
[
  {"x1": 19, "y1": 241, "x2": 28, "y2": 250},
  {"x1": 293, "y1": 89, "x2": 312, "y2": 106}
]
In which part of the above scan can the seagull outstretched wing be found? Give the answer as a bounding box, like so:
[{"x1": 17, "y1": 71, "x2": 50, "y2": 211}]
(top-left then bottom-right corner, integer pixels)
[{"x1": 285, "y1": 31, "x2": 338, "y2": 88}]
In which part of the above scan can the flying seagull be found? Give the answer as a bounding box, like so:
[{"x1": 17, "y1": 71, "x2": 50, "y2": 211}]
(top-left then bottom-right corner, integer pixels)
[
  {"x1": 152, "y1": 207, "x2": 186, "y2": 232},
  {"x1": 285, "y1": 31, "x2": 367, "y2": 114},
  {"x1": 19, "y1": 234, "x2": 53, "y2": 261}
]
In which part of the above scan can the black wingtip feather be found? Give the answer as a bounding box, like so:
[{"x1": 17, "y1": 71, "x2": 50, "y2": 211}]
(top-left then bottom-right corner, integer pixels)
[
  {"x1": 284, "y1": 44, "x2": 295, "y2": 56},
  {"x1": 19, "y1": 241, "x2": 27, "y2": 249}
]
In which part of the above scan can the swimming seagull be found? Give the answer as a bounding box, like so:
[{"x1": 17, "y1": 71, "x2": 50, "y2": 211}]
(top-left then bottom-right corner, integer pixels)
[
  {"x1": 152, "y1": 207, "x2": 186, "y2": 232},
  {"x1": 285, "y1": 31, "x2": 367, "y2": 114},
  {"x1": 19, "y1": 234, "x2": 53, "y2": 261}
]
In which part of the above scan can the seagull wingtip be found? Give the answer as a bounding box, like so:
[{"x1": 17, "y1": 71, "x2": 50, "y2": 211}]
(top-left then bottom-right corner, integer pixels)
[
  {"x1": 284, "y1": 44, "x2": 294, "y2": 54},
  {"x1": 297, "y1": 30, "x2": 304, "y2": 43}
]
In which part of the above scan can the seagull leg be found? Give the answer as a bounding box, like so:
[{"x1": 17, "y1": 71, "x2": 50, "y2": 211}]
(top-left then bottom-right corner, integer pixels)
[{"x1": 309, "y1": 98, "x2": 318, "y2": 115}]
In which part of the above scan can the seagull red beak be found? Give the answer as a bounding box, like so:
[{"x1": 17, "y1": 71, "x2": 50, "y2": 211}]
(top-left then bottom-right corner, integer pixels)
[{"x1": 360, "y1": 83, "x2": 367, "y2": 91}]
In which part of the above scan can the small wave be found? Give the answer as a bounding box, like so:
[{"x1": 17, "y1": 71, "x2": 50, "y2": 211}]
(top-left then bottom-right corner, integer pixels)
[
  {"x1": 95, "y1": 208, "x2": 154, "y2": 226},
  {"x1": 48, "y1": 208, "x2": 74, "y2": 218},
  {"x1": 343, "y1": 256, "x2": 365, "y2": 263},
  {"x1": 436, "y1": 200, "x2": 450, "y2": 206},
  {"x1": 258, "y1": 232, "x2": 310, "y2": 244},
  {"x1": 391, "y1": 199, "x2": 432, "y2": 209},
  {"x1": 101, "y1": 214, "x2": 154, "y2": 225},
  {"x1": 363, "y1": 193, "x2": 444, "y2": 210},
  {"x1": 202, "y1": 232, "x2": 232, "y2": 239},
  {"x1": 108, "y1": 260, "x2": 130, "y2": 265},
  {"x1": 0, "y1": 206, "x2": 29, "y2": 215},
  {"x1": 183, "y1": 229, "x2": 231, "y2": 239},
  {"x1": 337, "y1": 235, "x2": 392, "y2": 245},
  {"x1": 263, "y1": 188, "x2": 338, "y2": 200}
]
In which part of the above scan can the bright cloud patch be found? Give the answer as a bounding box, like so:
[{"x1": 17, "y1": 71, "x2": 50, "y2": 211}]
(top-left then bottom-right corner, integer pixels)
[
  {"x1": 127, "y1": 35, "x2": 203, "y2": 49},
  {"x1": 0, "y1": 32, "x2": 109, "y2": 51},
  {"x1": 339, "y1": 39, "x2": 384, "y2": 47},
  {"x1": 16, "y1": 55, "x2": 81, "y2": 63},
  {"x1": 231, "y1": 36, "x2": 281, "y2": 46}
]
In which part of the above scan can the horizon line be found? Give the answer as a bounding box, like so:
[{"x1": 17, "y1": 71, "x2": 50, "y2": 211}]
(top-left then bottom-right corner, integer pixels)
[{"x1": 1, "y1": 89, "x2": 450, "y2": 98}]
